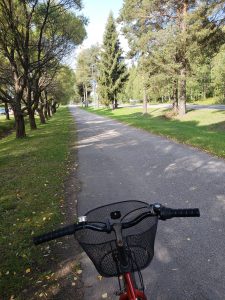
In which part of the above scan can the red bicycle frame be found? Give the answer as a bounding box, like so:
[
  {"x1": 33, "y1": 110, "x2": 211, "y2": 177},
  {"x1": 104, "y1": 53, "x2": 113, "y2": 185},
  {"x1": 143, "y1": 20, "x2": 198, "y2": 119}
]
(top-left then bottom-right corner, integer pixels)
[{"x1": 119, "y1": 272, "x2": 147, "y2": 300}]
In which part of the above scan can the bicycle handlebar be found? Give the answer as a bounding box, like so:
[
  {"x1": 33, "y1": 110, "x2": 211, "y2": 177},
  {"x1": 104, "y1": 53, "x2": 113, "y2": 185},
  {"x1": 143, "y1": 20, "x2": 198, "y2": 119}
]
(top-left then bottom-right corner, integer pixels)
[
  {"x1": 159, "y1": 207, "x2": 200, "y2": 220},
  {"x1": 33, "y1": 224, "x2": 79, "y2": 245},
  {"x1": 33, "y1": 223, "x2": 108, "y2": 245},
  {"x1": 33, "y1": 204, "x2": 200, "y2": 245}
]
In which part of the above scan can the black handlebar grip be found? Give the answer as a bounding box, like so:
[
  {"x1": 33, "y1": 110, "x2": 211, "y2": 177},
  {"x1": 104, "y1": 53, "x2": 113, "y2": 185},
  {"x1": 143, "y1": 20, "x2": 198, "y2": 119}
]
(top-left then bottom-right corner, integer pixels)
[
  {"x1": 160, "y1": 207, "x2": 200, "y2": 220},
  {"x1": 33, "y1": 224, "x2": 77, "y2": 245}
]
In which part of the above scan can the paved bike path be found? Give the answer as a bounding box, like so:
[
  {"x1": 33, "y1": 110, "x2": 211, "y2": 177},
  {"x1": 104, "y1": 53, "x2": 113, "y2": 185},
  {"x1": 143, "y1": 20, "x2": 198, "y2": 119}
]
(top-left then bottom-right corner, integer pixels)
[{"x1": 70, "y1": 107, "x2": 225, "y2": 300}]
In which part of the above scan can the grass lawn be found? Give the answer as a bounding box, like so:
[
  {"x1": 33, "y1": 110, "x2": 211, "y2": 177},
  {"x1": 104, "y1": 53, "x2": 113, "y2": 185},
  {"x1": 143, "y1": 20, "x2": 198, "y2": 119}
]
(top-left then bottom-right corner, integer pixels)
[
  {"x1": 190, "y1": 97, "x2": 225, "y2": 105},
  {"x1": 85, "y1": 106, "x2": 225, "y2": 158},
  {"x1": 0, "y1": 115, "x2": 15, "y2": 138},
  {"x1": 0, "y1": 107, "x2": 75, "y2": 298}
]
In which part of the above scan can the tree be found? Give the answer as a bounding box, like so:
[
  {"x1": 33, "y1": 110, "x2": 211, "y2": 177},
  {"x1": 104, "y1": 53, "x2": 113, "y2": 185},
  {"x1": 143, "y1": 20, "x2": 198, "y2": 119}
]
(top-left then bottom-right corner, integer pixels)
[
  {"x1": 75, "y1": 45, "x2": 100, "y2": 107},
  {"x1": 211, "y1": 45, "x2": 225, "y2": 100},
  {"x1": 98, "y1": 12, "x2": 128, "y2": 109},
  {"x1": 124, "y1": 66, "x2": 144, "y2": 102},
  {"x1": 119, "y1": 0, "x2": 225, "y2": 115},
  {"x1": 0, "y1": 0, "x2": 86, "y2": 137},
  {"x1": 49, "y1": 66, "x2": 77, "y2": 104}
]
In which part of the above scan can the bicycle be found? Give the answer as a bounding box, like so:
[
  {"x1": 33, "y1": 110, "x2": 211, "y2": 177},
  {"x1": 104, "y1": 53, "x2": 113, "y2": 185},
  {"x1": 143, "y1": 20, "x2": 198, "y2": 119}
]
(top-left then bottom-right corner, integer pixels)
[{"x1": 33, "y1": 200, "x2": 200, "y2": 300}]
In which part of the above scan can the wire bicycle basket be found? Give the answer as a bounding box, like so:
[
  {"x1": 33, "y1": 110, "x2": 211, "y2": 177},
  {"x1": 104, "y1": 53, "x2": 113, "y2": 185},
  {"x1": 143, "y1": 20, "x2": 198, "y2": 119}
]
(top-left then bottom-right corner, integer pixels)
[{"x1": 75, "y1": 200, "x2": 158, "y2": 277}]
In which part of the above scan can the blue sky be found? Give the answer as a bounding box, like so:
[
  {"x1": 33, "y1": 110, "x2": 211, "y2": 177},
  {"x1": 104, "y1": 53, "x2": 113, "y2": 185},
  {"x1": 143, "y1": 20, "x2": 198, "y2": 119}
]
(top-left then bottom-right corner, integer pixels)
[
  {"x1": 68, "y1": 0, "x2": 127, "y2": 68},
  {"x1": 81, "y1": 0, "x2": 124, "y2": 48}
]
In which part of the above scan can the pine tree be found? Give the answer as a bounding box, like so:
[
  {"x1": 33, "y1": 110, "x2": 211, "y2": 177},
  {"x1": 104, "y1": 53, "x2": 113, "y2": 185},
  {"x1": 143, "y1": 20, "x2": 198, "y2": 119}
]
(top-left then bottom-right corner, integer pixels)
[
  {"x1": 119, "y1": 0, "x2": 224, "y2": 115},
  {"x1": 98, "y1": 12, "x2": 128, "y2": 109}
]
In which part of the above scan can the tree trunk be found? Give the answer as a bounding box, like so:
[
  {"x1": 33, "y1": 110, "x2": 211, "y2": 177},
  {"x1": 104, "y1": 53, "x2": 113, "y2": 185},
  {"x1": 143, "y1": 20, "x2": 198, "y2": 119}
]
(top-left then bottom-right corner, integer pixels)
[
  {"x1": 12, "y1": 71, "x2": 26, "y2": 137},
  {"x1": 28, "y1": 105, "x2": 37, "y2": 129},
  {"x1": 202, "y1": 83, "x2": 206, "y2": 99},
  {"x1": 143, "y1": 85, "x2": 147, "y2": 114},
  {"x1": 44, "y1": 104, "x2": 48, "y2": 119},
  {"x1": 37, "y1": 105, "x2": 46, "y2": 124},
  {"x1": 83, "y1": 87, "x2": 86, "y2": 107},
  {"x1": 14, "y1": 109, "x2": 26, "y2": 138},
  {"x1": 172, "y1": 80, "x2": 179, "y2": 114},
  {"x1": 114, "y1": 98, "x2": 118, "y2": 109},
  {"x1": 112, "y1": 95, "x2": 118, "y2": 109},
  {"x1": 178, "y1": 68, "x2": 186, "y2": 116},
  {"x1": 85, "y1": 85, "x2": 88, "y2": 107},
  {"x1": 190, "y1": 88, "x2": 193, "y2": 101},
  {"x1": 26, "y1": 83, "x2": 37, "y2": 130},
  {"x1": 177, "y1": 0, "x2": 188, "y2": 116},
  {"x1": 5, "y1": 103, "x2": 10, "y2": 120},
  {"x1": 47, "y1": 103, "x2": 52, "y2": 118},
  {"x1": 51, "y1": 100, "x2": 57, "y2": 114}
]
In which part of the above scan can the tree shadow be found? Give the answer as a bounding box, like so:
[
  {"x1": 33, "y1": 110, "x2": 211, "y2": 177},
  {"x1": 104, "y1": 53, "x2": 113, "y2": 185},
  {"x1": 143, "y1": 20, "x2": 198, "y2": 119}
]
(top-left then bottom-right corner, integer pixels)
[
  {"x1": 83, "y1": 107, "x2": 225, "y2": 158},
  {"x1": 74, "y1": 106, "x2": 225, "y2": 299}
]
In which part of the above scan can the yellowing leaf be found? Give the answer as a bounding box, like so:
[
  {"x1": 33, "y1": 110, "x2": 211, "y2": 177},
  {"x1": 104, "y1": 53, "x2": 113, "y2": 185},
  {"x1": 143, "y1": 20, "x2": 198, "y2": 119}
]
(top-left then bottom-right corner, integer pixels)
[{"x1": 102, "y1": 293, "x2": 108, "y2": 299}]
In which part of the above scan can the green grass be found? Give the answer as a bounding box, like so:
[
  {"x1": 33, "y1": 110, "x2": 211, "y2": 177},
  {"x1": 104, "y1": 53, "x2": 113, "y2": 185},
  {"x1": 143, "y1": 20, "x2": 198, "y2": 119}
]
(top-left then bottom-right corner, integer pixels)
[
  {"x1": 0, "y1": 107, "x2": 75, "y2": 298},
  {"x1": 189, "y1": 97, "x2": 225, "y2": 105},
  {"x1": 85, "y1": 106, "x2": 225, "y2": 158},
  {"x1": 0, "y1": 115, "x2": 15, "y2": 138}
]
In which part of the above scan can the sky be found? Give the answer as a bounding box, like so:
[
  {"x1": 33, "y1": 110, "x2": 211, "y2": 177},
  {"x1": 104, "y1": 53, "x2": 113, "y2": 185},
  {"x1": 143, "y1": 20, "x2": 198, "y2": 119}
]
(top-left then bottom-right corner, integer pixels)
[
  {"x1": 67, "y1": 0, "x2": 127, "y2": 68},
  {"x1": 80, "y1": 0, "x2": 124, "y2": 48}
]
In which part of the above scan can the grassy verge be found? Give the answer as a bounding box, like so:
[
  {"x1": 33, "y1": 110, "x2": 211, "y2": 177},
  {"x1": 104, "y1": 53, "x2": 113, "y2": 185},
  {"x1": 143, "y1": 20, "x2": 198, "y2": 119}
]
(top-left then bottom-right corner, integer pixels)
[
  {"x1": 0, "y1": 115, "x2": 15, "y2": 138},
  {"x1": 0, "y1": 107, "x2": 75, "y2": 298},
  {"x1": 85, "y1": 106, "x2": 225, "y2": 158},
  {"x1": 190, "y1": 97, "x2": 225, "y2": 105}
]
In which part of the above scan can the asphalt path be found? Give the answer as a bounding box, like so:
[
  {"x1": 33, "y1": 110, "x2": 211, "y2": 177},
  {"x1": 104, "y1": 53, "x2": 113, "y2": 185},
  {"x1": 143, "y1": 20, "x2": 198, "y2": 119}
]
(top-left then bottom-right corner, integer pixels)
[
  {"x1": 122, "y1": 103, "x2": 225, "y2": 110},
  {"x1": 70, "y1": 107, "x2": 225, "y2": 300}
]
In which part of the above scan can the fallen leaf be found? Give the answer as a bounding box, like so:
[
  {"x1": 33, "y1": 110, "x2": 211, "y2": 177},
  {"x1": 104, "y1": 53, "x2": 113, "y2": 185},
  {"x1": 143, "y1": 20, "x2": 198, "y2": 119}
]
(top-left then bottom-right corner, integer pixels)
[
  {"x1": 102, "y1": 293, "x2": 108, "y2": 299},
  {"x1": 77, "y1": 269, "x2": 82, "y2": 275},
  {"x1": 26, "y1": 268, "x2": 31, "y2": 274},
  {"x1": 97, "y1": 275, "x2": 103, "y2": 281}
]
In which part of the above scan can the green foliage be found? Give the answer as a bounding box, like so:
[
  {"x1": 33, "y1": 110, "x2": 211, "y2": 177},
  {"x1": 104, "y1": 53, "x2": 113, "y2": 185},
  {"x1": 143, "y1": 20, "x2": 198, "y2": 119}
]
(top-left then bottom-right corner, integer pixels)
[
  {"x1": 0, "y1": 0, "x2": 87, "y2": 136},
  {"x1": 211, "y1": 45, "x2": 225, "y2": 100},
  {"x1": 119, "y1": 0, "x2": 225, "y2": 112},
  {"x1": 123, "y1": 67, "x2": 143, "y2": 101},
  {"x1": 98, "y1": 13, "x2": 128, "y2": 107},
  {"x1": 76, "y1": 45, "x2": 100, "y2": 91},
  {"x1": 48, "y1": 66, "x2": 77, "y2": 104}
]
